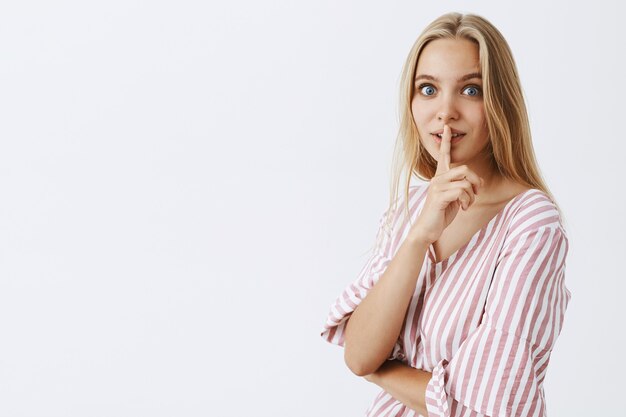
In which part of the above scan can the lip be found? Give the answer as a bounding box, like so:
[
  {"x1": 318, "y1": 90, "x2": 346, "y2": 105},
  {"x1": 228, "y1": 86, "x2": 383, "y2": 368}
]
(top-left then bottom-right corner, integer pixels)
[
  {"x1": 431, "y1": 128, "x2": 465, "y2": 135},
  {"x1": 432, "y1": 133, "x2": 466, "y2": 143}
]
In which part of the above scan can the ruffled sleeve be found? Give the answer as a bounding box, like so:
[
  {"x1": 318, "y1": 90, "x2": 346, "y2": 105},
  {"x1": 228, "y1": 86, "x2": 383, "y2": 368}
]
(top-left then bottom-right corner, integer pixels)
[
  {"x1": 425, "y1": 224, "x2": 572, "y2": 417},
  {"x1": 320, "y1": 204, "x2": 406, "y2": 361}
]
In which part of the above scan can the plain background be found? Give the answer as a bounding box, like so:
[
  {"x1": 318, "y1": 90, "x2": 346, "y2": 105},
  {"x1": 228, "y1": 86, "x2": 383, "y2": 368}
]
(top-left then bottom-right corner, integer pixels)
[{"x1": 0, "y1": 1, "x2": 624, "y2": 416}]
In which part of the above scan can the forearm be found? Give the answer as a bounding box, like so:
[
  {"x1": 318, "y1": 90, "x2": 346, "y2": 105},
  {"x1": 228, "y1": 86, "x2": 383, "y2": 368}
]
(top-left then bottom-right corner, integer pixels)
[
  {"x1": 366, "y1": 360, "x2": 431, "y2": 416},
  {"x1": 344, "y1": 235, "x2": 430, "y2": 376}
]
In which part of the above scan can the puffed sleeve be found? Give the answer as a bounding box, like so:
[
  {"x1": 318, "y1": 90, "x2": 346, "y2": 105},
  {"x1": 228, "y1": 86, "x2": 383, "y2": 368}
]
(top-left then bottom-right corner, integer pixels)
[
  {"x1": 425, "y1": 224, "x2": 572, "y2": 417},
  {"x1": 320, "y1": 203, "x2": 406, "y2": 361}
]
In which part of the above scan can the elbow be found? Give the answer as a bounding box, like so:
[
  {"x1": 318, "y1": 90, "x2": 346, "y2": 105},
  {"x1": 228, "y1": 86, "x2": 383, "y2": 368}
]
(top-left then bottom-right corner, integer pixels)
[
  {"x1": 343, "y1": 317, "x2": 384, "y2": 376},
  {"x1": 344, "y1": 345, "x2": 378, "y2": 377}
]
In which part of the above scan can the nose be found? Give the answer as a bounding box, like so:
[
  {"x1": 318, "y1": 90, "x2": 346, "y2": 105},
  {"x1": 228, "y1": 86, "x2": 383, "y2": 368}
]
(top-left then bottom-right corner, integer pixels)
[{"x1": 437, "y1": 94, "x2": 459, "y2": 123}]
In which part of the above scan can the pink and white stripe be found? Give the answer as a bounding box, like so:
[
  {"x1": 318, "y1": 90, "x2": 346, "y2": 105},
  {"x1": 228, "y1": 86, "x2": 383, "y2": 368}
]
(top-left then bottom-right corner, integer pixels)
[{"x1": 320, "y1": 183, "x2": 571, "y2": 417}]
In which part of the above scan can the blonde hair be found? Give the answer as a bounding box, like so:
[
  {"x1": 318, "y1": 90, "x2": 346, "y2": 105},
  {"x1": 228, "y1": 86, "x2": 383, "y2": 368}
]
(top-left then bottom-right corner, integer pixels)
[{"x1": 377, "y1": 12, "x2": 566, "y2": 246}]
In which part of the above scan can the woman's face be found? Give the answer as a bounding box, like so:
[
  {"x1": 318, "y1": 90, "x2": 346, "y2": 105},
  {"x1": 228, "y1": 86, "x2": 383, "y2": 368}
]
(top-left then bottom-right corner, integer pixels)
[{"x1": 411, "y1": 38, "x2": 490, "y2": 168}]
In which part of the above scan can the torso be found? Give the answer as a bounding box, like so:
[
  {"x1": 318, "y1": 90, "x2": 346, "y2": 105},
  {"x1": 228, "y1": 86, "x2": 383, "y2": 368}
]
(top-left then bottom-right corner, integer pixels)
[{"x1": 430, "y1": 180, "x2": 531, "y2": 263}]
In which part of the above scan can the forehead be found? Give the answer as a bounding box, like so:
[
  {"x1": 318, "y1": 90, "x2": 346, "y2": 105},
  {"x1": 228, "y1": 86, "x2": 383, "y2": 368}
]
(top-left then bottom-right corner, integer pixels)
[{"x1": 416, "y1": 38, "x2": 480, "y2": 79}]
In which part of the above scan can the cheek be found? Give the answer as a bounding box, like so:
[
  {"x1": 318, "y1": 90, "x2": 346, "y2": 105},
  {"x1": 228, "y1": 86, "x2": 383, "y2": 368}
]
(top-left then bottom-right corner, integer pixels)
[
  {"x1": 469, "y1": 105, "x2": 487, "y2": 128},
  {"x1": 411, "y1": 100, "x2": 428, "y2": 130},
  {"x1": 411, "y1": 101, "x2": 436, "y2": 151}
]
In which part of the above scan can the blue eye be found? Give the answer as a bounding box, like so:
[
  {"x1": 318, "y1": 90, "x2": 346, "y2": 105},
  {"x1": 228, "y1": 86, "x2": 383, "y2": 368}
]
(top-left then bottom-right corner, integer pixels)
[
  {"x1": 463, "y1": 86, "x2": 482, "y2": 96},
  {"x1": 416, "y1": 83, "x2": 482, "y2": 97},
  {"x1": 418, "y1": 84, "x2": 436, "y2": 96}
]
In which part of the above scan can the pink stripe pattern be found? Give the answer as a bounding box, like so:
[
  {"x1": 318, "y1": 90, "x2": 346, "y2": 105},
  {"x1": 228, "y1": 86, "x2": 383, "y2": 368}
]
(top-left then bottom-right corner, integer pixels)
[{"x1": 320, "y1": 184, "x2": 571, "y2": 417}]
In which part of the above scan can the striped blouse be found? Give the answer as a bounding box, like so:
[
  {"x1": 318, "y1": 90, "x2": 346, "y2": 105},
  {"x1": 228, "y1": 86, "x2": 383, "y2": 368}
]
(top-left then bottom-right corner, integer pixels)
[{"x1": 320, "y1": 183, "x2": 571, "y2": 417}]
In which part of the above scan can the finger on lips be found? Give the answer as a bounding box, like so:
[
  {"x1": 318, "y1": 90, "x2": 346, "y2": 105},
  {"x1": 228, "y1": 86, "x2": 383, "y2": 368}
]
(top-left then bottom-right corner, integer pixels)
[
  {"x1": 434, "y1": 124, "x2": 485, "y2": 205},
  {"x1": 436, "y1": 124, "x2": 452, "y2": 174}
]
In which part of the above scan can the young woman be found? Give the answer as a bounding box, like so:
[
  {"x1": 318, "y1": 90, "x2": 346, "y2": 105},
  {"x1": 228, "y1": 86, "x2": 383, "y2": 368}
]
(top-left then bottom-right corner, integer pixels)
[{"x1": 320, "y1": 12, "x2": 571, "y2": 417}]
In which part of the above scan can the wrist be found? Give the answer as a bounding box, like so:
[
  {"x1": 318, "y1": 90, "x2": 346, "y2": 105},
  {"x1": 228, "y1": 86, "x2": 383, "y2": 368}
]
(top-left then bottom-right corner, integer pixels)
[{"x1": 405, "y1": 233, "x2": 432, "y2": 250}]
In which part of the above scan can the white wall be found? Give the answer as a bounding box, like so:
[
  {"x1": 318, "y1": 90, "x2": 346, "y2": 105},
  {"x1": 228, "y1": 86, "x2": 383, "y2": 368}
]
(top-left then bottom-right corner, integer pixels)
[{"x1": 0, "y1": 1, "x2": 623, "y2": 416}]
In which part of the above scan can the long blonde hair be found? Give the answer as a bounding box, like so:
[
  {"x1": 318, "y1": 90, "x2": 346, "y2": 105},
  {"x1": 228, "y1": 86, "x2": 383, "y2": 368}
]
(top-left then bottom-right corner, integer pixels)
[{"x1": 378, "y1": 12, "x2": 566, "y2": 245}]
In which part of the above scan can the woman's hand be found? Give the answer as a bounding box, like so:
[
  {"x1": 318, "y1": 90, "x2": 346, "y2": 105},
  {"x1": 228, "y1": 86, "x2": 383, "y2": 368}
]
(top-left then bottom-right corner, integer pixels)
[{"x1": 409, "y1": 124, "x2": 484, "y2": 244}]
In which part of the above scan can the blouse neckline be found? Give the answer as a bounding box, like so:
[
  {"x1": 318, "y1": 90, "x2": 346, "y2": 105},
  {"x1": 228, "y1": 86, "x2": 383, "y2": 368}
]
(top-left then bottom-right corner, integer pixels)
[{"x1": 426, "y1": 188, "x2": 538, "y2": 266}]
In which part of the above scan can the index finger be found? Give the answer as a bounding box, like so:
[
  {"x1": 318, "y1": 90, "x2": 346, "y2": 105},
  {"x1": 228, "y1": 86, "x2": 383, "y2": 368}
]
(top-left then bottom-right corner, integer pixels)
[{"x1": 435, "y1": 124, "x2": 451, "y2": 175}]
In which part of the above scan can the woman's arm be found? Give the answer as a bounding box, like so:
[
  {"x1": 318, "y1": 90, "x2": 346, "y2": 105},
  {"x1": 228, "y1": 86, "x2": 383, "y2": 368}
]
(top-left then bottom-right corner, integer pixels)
[
  {"x1": 344, "y1": 235, "x2": 430, "y2": 376},
  {"x1": 364, "y1": 360, "x2": 431, "y2": 416},
  {"x1": 344, "y1": 129, "x2": 482, "y2": 377}
]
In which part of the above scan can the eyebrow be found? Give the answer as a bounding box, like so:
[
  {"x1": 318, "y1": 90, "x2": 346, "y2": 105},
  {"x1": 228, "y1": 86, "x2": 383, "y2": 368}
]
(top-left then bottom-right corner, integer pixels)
[{"x1": 414, "y1": 72, "x2": 482, "y2": 84}]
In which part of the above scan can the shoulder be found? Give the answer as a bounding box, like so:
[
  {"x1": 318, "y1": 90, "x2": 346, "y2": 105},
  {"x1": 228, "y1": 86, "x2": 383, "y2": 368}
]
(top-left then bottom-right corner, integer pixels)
[
  {"x1": 382, "y1": 183, "x2": 429, "y2": 221},
  {"x1": 503, "y1": 188, "x2": 568, "y2": 245},
  {"x1": 495, "y1": 190, "x2": 570, "y2": 274},
  {"x1": 376, "y1": 183, "x2": 429, "y2": 237}
]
